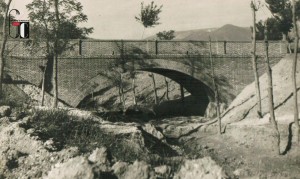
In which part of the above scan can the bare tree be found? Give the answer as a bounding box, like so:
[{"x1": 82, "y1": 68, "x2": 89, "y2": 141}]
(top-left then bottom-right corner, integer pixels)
[
  {"x1": 292, "y1": 0, "x2": 300, "y2": 143},
  {"x1": 209, "y1": 37, "x2": 222, "y2": 135},
  {"x1": 251, "y1": 0, "x2": 262, "y2": 118},
  {"x1": 264, "y1": 22, "x2": 281, "y2": 154},
  {"x1": 135, "y1": 1, "x2": 162, "y2": 107},
  {"x1": 0, "y1": 0, "x2": 12, "y2": 97}
]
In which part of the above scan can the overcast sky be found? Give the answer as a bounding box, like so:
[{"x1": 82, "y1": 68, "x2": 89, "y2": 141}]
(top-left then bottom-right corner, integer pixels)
[{"x1": 12, "y1": 0, "x2": 271, "y2": 39}]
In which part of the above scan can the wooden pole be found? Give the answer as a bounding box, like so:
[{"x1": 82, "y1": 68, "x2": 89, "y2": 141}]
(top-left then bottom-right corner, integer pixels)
[
  {"x1": 264, "y1": 23, "x2": 281, "y2": 154},
  {"x1": 209, "y1": 36, "x2": 222, "y2": 135},
  {"x1": 292, "y1": 0, "x2": 300, "y2": 143},
  {"x1": 251, "y1": 0, "x2": 262, "y2": 118},
  {"x1": 180, "y1": 84, "x2": 184, "y2": 104}
]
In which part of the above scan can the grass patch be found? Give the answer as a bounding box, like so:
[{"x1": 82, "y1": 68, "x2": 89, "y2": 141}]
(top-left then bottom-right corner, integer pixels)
[
  {"x1": 27, "y1": 109, "x2": 104, "y2": 152},
  {"x1": 24, "y1": 109, "x2": 156, "y2": 162}
]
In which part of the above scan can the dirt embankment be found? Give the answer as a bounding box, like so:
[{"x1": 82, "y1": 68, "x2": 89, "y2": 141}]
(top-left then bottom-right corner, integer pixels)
[
  {"x1": 180, "y1": 54, "x2": 300, "y2": 178},
  {"x1": 0, "y1": 105, "x2": 228, "y2": 179}
]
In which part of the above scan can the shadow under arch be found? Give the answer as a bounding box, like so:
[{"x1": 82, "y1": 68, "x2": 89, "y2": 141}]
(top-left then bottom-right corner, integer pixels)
[{"x1": 136, "y1": 68, "x2": 215, "y2": 116}]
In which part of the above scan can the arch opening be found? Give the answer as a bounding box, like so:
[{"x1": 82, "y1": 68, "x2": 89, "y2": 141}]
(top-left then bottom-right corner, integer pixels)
[{"x1": 136, "y1": 68, "x2": 214, "y2": 116}]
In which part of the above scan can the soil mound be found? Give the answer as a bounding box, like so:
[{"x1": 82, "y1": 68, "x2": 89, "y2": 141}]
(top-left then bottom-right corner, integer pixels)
[{"x1": 222, "y1": 54, "x2": 300, "y2": 125}]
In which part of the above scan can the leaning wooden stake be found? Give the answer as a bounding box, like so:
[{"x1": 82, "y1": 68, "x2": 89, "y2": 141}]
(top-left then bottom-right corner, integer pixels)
[
  {"x1": 209, "y1": 37, "x2": 222, "y2": 135},
  {"x1": 120, "y1": 73, "x2": 126, "y2": 113},
  {"x1": 41, "y1": 67, "x2": 46, "y2": 106},
  {"x1": 149, "y1": 73, "x2": 158, "y2": 104},
  {"x1": 264, "y1": 23, "x2": 281, "y2": 155},
  {"x1": 251, "y1": 1, "x2": 262, "y2": 118},
  {"x1": 164, "y1": 77, "x2": 169, "y2": 100},
  {"x1": 292, "y1": 0, "x2": 300, "y2": 143},
  {"x1": 132, "y1": 76, "x2": 137, "y2": 107}
]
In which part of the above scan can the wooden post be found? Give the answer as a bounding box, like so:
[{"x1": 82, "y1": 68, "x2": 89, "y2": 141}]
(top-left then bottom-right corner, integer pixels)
[
  {"x1": 78, "y1": 39, "x2": 82, "y2": 55},
  {"x1": 155, "y1": 40, "x2": 158, "y2": 55},
  {"x1": 292, "y1": 0, "x2": 300, "y2": 143},
  {"x1": 150, "y1": 73, "x2": 158, "y2": 105},
  {"x1": 41, "y1": 68, "x2": 46, "y2": 106},
  {"x1": 180, "y1": 84, "x2": 184, "y2": 104},
  {"x1": 120, "y1": 40, "x2": 124, "y2": 72},
  {"x1": 264, "y1": 22, "x2": 281, "y2": 154},
  {"x1": 165, "y1": 77, "x2": 169, "y2": 100},
  {"x1": 251, "y1": 1, "x2": 262, "y2": 118},
  {"x1": 216, "y1": 41, "x2": 219, "y2": 54},
  {"x1": 209, "y1": 36, "x2": 222, "y2": 135},
  {"x1": 146, "y1": 40, "x2": 149, "y2": 54},
  {"x1": 224, "y1": 41, "x2": 227, "y2": 54}
]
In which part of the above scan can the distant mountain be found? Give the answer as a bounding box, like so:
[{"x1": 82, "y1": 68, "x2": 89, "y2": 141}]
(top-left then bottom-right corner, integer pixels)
[{"x1": 146, "y1": 24, "x2": 252, "y2": 41}]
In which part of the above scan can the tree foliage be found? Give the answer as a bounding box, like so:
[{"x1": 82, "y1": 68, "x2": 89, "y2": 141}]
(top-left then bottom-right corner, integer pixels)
[
  {"x1": 265, "y1": 0, "x2": 300, "y2": 37},
  {"x1": 0, "y1": 0, "x2": 15, "y2": 39},
  {"x1": 156, "y1": 30, "x2": 175, "y2": 40},
  {"x1": 26, "y1": 0, "x2": 93, "y2": 54},
  {"x1": 135, "y1": 1, "x2": 162, "y2": 28},
  {"x1": 254, "y1": 18, "x2": 282, "y2": 40},
  {"x1": 26, "y1": 0, "x2": 93, "y2": 107},
  {"x1": 0, "y1": 0, "x2": 12, "y2": 97}
]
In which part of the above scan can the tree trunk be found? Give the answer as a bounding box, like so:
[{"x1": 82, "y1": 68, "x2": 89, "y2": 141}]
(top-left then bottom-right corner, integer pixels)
[
  {"x1": 0, "y1": 0, "x2": 13, "y2": 97},
  {"x1": 264, "y1": 24, "x2": 281, "y2": 154},
  {"x1": 120, "y1": 73, "x2": 126, "y2": 112},
  {"x1": 52, "y1": 0, "x2": 60, "y2": 108},
  {"x1": 164, "y1": 77, "x2": 169, "y2": 100},
  {"x1": 132, "y1": 76, "x2": 137, "y2": 107},
  {"x1": 209, "y1": 37, "x2": 222, "y2": 135},
  {"x1": 292, "y1": 0, "x2": 300, "y2": 143},
  {"x1": 180, "y1": 84, "x2": 184, "y2": 104},
  {"x1": 251, "y1": 1, "x2": 262, "y2": 118},
  {"x1": 150, "y1": 73, "x2": 158, "y2": 104},
  {"x1": 52, "y1": 55, "x2": 58, "y2": 108},
  {"x1": 41, "y1": 68, "x2": 46, "y2": 106},
  {"x1": 282, "y1": 33, "x2": 291, "y2": 54}
]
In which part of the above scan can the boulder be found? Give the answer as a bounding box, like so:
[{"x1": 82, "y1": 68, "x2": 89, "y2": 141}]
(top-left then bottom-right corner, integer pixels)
[
  {"x1": 112, "y1": 161, "x2": 129, "y2": 177},
  {"x1": 142, "y1": 123, "x2": 165, "y2": 141},
  {"x1": 88, "y1": 147, "x2": 111, "y2": 165},
  {"x1": 0, "y1": 117, "x2": 10, "y2": 126},
  {"x1": 174, "y1": 157, "x2": 227, "y2": 179},
  {"x1": 45, "y1": 156, "x2": 94, "y2": 179},
  {"x1": 113, "y1": 160, "x2": 155, "y2": 179},
  {"x1": 154, "y1": 165, "x2": 171, "y2": 178},
  {"x1": 204, "y1": 102, "x2": 227, "y2": 119},
  {"x1": 0, "y1": 106, "x2": 11, "y2": 117},
  {"x1": 88, "y1": 147, "x2": 112, "y2": 172},
  {"x1": 233, "y1": 168, "x2": 251, "y2": 177}
]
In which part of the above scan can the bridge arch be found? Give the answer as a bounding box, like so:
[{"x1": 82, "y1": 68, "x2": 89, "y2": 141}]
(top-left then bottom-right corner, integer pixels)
[
  {"x1": 73, "y1": 67, "x2": 215, "y2": 116},
  {"x1": 70, "y1": 58, "x2": 222, "y2": 108}
]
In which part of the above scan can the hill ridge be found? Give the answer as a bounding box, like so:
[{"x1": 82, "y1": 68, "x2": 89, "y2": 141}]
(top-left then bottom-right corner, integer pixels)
[{"x1": 146, "y1": 24, "x2": 251, "y2": 41}]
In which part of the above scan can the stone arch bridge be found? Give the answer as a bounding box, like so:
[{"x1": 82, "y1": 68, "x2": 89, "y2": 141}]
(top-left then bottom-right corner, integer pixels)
[{"x1": 3, "y1": 40, "x2": 284, "y2": 108}]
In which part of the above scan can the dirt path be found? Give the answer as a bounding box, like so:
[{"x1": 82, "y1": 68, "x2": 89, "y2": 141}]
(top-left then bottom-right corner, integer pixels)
[{"x1": 180, "y1": 123, "x2": 300, "y2": 178}]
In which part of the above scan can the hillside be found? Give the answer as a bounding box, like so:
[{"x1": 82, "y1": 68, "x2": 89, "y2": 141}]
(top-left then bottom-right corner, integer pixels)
[{"x1": 147, "y1": 24, "x2": 251, "y2": 41}]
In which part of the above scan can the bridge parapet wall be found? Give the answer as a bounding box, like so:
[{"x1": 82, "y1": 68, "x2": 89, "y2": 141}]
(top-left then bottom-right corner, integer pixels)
[
  {"x1": 3, "y1": 39, "x2": 285, "y2": 107},
  {"x1": 3, "y1": 39, "x2": 287, "y2": 57}
]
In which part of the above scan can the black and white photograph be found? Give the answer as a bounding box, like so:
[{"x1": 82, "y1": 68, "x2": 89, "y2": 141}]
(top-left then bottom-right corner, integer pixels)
[{"x1": 0, "y1": 0, "x2": 300, "y2": 178}]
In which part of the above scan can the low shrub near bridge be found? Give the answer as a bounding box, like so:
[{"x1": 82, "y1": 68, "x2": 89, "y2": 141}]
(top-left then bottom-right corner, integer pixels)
[{"x1": 23, "y1": 109, "x2": 176, "y2": 163}]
